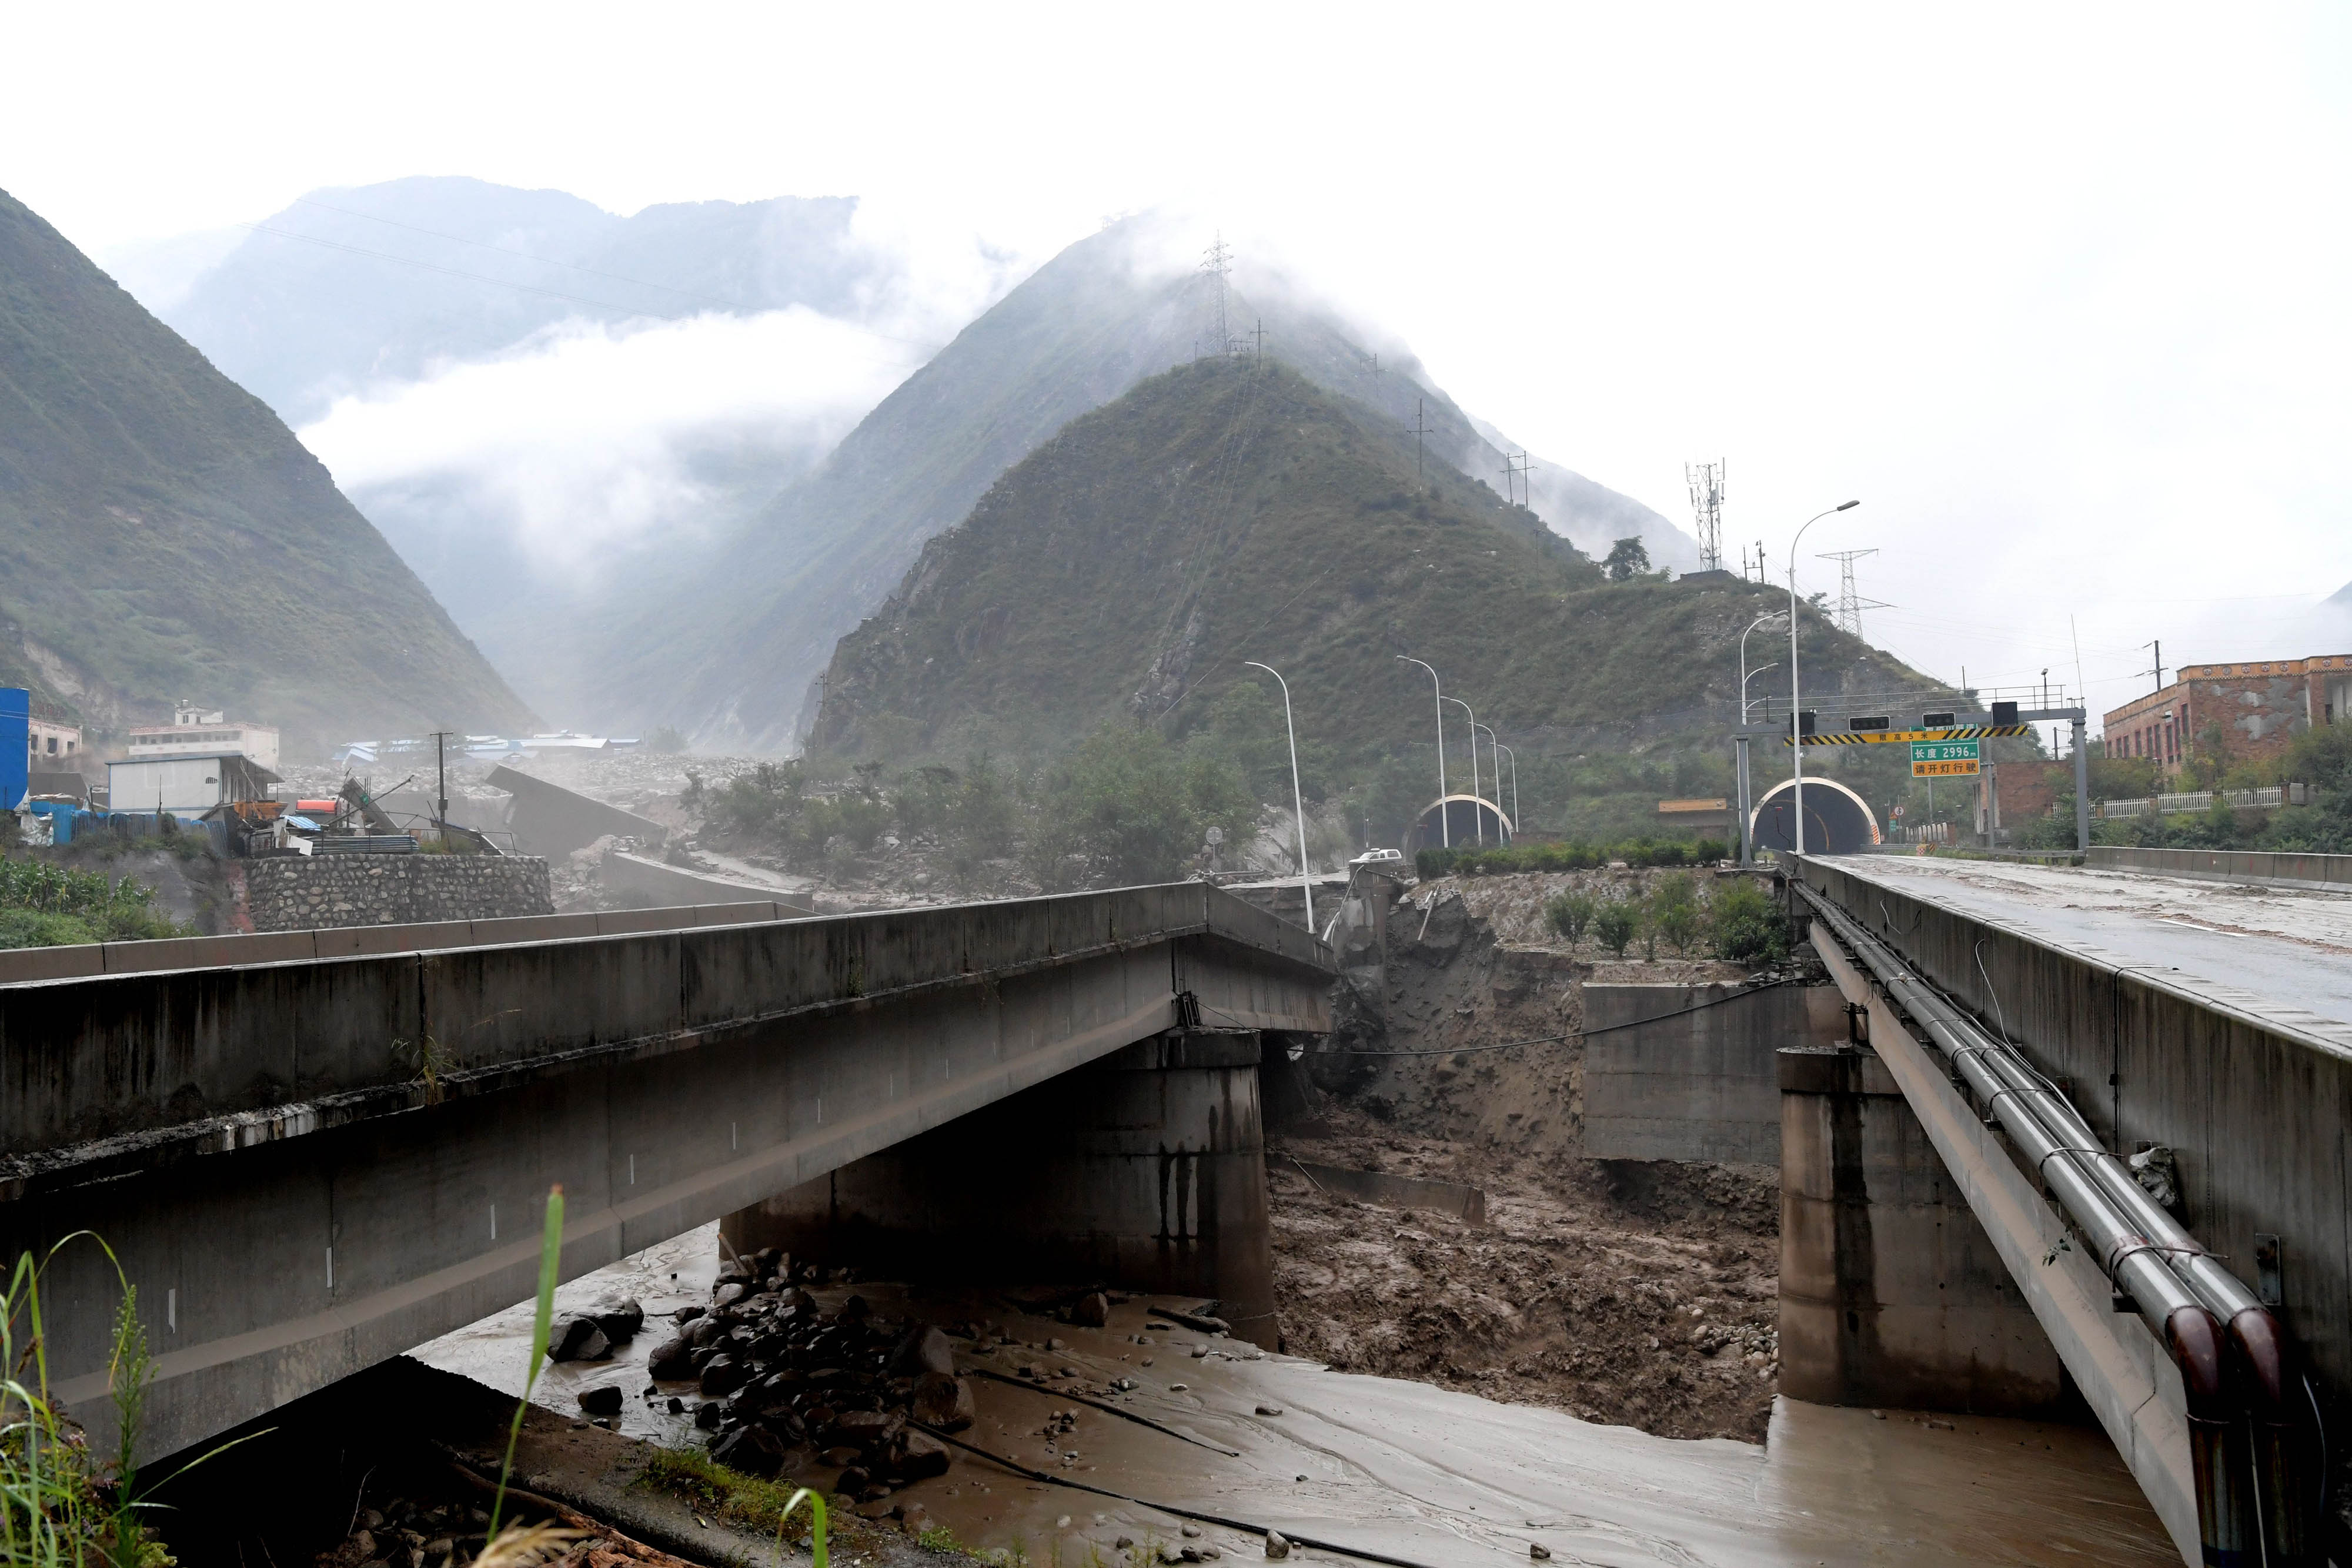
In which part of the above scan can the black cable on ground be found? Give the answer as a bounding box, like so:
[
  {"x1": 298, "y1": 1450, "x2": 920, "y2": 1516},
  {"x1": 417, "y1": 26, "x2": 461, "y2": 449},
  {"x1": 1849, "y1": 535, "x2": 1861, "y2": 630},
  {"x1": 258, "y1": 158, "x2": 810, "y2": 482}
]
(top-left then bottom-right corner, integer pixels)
[
  {"x1": 908, "y1": 1422, "x2": 1448, "y2": 1568},
  {"x1": 1210, "y1": 976, "x2": 1798, "y2": 1057},
  {"x1": 957, "y1": 1363, "x2": 1242, "y2": 1456}
]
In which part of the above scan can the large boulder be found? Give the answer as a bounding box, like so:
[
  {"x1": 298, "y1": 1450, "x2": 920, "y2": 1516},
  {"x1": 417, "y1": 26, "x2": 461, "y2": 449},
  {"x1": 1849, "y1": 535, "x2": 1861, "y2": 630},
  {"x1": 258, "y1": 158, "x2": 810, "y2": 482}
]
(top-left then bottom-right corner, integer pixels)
[
  {"x1": 547, "y1": 1318, "x2": 612, "y2": 1363},
  {"x1": 890, "y1": 1325, "x2": 956, "y2": 1379},
  {"x1": 646, "y1": 1335, "x2": 696, "y2": 1380},
  {"x1": 711, "y1": 1424, "x2": 793, "y2": 1479},
  {"x1": 911, "y1": 1373, "x2": 976, "y2": 1432}
]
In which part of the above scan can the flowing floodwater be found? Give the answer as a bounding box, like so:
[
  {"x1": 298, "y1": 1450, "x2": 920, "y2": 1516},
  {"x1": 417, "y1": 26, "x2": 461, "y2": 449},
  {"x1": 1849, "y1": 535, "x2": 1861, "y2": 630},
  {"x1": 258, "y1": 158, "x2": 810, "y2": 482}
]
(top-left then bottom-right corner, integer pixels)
[{"x1": 414, "y1": 1225, "x2": 2177, "y2": 1567}]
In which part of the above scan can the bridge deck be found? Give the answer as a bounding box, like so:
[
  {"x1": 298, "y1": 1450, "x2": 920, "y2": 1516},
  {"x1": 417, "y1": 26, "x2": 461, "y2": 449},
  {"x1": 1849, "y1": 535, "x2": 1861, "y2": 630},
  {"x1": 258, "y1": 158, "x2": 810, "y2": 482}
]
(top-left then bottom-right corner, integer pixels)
[
  {"x1": 1820, "y1": 853, "x2": 2352, "y2": 1036},
  {"x1": 2, "y1": 883, "x2": 1334, "y2": 1462}
]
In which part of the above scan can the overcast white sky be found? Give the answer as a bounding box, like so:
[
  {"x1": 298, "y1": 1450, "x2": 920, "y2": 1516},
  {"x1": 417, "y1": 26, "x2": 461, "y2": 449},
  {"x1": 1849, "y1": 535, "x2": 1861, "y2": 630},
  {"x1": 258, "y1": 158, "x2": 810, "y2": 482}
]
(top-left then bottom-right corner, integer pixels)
[{"x1": 7, "y1": 2, "x2": 2348, "y2": 729}]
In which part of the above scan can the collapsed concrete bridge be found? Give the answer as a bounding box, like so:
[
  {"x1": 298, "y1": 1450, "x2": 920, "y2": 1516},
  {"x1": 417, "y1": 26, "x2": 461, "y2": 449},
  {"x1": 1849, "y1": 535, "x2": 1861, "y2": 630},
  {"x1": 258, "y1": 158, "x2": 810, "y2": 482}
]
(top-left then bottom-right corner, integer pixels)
[{"x1": 0, "y1": 884, "x2": 1333, "y2": 1463}]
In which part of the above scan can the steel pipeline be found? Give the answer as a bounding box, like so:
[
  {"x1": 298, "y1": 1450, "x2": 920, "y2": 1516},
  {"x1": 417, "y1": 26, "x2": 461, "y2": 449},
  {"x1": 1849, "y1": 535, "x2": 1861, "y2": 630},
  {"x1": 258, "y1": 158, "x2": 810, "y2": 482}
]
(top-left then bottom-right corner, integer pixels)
[{"x1": 1800, "y1": 885, "x2": 2304, "y2": 1564}]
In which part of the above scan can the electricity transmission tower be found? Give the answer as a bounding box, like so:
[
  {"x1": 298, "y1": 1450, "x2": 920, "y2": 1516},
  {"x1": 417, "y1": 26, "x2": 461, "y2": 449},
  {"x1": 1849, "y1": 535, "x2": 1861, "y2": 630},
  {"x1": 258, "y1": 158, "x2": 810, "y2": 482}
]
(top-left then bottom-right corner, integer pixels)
[
  {"x1": 1501, "y1": 450, "x2": 1532, "y2": 507},
  {"x1": 1815, "y1": 547, "x2": 1889, "y2": 637},
  {"x1": 1685, "y1": 460, "x2": 1725, "y2": 572},
  {"x1": 1198, "y1": 233, "x2": 1233, "y2": 359}
]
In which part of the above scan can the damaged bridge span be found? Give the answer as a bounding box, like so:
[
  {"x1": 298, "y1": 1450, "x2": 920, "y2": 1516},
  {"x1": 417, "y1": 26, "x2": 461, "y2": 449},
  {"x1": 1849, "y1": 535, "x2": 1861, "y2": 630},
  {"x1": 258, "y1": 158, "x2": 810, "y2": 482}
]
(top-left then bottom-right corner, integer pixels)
[{"x1": 0, "y1": 884, "x2": 1333, "y2": 1463}]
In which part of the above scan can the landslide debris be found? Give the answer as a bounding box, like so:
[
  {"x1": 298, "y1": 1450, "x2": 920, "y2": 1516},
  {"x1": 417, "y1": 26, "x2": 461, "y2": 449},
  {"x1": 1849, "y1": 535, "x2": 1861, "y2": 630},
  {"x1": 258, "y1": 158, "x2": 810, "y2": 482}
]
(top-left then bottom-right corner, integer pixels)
[{"x1": 1278, "y1": 868, "x2": 1783, "y2": 1442}]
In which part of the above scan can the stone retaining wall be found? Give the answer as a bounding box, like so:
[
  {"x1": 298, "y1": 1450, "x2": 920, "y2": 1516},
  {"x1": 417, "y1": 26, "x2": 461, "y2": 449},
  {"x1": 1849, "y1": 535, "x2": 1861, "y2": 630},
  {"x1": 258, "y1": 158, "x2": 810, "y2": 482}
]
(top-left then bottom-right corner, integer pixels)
[{"x1": 245, "y1": 854, "x2": 554, "y2": 932}]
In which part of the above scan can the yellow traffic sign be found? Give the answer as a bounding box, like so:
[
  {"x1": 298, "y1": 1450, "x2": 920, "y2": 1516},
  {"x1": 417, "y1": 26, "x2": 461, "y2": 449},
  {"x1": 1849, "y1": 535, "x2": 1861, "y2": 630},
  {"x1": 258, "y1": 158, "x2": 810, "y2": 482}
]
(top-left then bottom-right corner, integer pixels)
[{"x1": 1783, "y1": 725, "x2": 2030, "y2": 747}]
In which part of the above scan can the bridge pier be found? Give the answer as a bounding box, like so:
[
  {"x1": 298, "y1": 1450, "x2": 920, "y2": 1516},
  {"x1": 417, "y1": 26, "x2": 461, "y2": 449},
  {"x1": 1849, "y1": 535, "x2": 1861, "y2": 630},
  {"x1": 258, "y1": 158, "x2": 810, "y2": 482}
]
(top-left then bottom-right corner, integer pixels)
[
  {"x1": 1778, "y1": 1044, "x2": 2075, "y2": 1416},
  {"x1": 722, "y1": 1027, "x2": 1277, "y2": 1346}
]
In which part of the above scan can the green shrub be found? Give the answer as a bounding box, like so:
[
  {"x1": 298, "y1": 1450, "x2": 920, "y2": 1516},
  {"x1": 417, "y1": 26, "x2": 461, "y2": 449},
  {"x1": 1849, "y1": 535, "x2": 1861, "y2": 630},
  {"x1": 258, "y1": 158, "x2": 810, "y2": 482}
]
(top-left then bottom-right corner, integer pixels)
[
  {"x1": 1647, "y1": 872, "x2": 1702, "y2": 955},
  {"x1": 0, "y1": 857, "x2": 183, "y2": 948},
  {"x1": 1708, "y1": 880, "x2": 1787, "y2": 965},
  {"x1": 1592, "y1": 900, "x2": 1638, "y2": 957},
  {"x1": 1544, "y1": 890, "x2": 1596, "y2": 947}
]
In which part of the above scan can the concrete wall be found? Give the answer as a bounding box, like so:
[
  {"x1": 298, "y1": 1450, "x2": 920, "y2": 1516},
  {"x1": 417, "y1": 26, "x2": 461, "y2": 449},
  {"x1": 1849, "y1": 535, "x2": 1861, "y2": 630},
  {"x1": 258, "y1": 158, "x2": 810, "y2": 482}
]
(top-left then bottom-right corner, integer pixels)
[
  {"x1": 2088, "y1": 844, "x2": 2352, "y2": 890},
  {"x1": 1777, "y1": 1045, "x2": 2073, "y2": 1416},
  {"x1": 0, "y1": 883, "x2": 1333, "y2": 1462},
  {"x1": 244, "y1": 854, "x2": 554, "y2": 931},
  {"x1": 1799, "y1": 856, "x2": 2352, "y2": 1410},
  {"x1": 1583, "y1": 982, "x2": 1844, "y2": 1162},
  {"x1": 726, "y1": 1028, "x2": 1277, "y2": 1345}
]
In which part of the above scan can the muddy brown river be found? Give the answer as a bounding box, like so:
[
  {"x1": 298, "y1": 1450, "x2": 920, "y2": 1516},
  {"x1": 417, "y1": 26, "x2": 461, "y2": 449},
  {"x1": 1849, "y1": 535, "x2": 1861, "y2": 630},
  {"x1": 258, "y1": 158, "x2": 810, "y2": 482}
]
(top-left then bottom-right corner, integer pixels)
[{"x1": 415, "y1": 1225, "x2": 2177, "y2": 1567}]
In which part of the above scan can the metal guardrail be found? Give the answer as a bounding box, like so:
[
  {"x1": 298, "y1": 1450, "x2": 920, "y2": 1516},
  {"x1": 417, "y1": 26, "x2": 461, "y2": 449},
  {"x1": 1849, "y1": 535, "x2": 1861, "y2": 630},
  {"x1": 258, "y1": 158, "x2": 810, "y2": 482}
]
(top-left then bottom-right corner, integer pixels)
[{"x1": 2098, "y1": 785, "x2": 2303, "y2": 820}]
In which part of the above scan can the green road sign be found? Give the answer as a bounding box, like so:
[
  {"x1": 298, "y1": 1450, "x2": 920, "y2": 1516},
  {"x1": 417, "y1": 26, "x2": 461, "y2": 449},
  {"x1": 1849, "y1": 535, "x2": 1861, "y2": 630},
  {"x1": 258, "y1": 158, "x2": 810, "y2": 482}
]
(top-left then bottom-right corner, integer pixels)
[{"x1": 1910, "y1": 738, "x2": 1981, "y2": 778}]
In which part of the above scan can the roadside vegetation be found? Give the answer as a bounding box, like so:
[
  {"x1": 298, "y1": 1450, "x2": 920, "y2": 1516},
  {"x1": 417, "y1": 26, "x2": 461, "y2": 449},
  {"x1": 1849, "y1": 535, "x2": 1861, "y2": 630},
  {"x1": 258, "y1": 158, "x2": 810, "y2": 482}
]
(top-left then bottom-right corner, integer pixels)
[
  {"x1": 0, "y1": 857, "x2": 184, "y2": 949},
  {"x1": 696, "y1": 719, "x2": 1264, "y2": 892},
  {"x1": 1533, "y1": 872, "x2": 1788, "y2": 965},
  {"x1": 1, "y1": 1238, "x2": 185, "y2": 1567},
  {"x1": 2013, "y1": 721, "x2": 2352, "y2": 854}
]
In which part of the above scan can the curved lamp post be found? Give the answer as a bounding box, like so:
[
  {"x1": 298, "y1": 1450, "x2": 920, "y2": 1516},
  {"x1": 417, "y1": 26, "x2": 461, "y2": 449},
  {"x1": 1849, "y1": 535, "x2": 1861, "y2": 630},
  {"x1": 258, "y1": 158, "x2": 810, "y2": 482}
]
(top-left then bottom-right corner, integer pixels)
[
  {"x1": 1444, "y1": 696, "x2": 1481, "y2": 844},
  {"x1": 1473, "y1": 721, "x2": 1506, "y2": 840},
  {"x1": 1735, "y1": 610, "x2": 1786, "y2": 866},
  {"x1": 1245, "y1": 661, "x2": 1312, "y2": 931},
  {"x1": 1494, "y1": 740, "x2": 1519, "y2": 834},
  {"x1": 1789, "y1": 501, "x2": 1861, "y2": 856},
  {"x1": 1395, "y1": 657, "x2": 1448, "y2": 848}
]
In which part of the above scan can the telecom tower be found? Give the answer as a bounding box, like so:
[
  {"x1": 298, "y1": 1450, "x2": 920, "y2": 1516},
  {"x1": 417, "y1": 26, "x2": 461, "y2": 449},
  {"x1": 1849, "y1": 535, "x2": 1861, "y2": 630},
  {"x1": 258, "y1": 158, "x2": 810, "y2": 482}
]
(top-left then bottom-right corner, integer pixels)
[
  {"x1": 1685, "y1": 460, "x2": 1725, "y2": 573},
  {"x1": 1199, "y1": 233, "x2": 1233, "y2": 359},
  {"x1": 1815, "y1": 547, "x2": 1888, "y2": 638}
]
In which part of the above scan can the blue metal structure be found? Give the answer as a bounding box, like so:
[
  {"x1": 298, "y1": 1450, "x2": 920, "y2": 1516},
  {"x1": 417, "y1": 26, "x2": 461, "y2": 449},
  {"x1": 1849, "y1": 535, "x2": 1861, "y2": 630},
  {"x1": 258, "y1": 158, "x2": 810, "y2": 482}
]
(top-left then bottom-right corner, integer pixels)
[{"x1": 0, "y1": 688, "x2": 27, "y2": 811}]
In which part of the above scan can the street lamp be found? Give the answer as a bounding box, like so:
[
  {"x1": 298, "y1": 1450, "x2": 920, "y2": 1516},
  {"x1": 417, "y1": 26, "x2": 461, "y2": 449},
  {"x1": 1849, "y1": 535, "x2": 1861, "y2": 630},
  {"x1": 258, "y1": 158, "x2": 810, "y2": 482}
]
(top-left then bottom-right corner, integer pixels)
[
  {"x1": 1471, "y1": 722, "x2": 1508, "y2": 838},
  {"x1": 1245, "y1": 662, "x2": 1314, "y2": 931},
  {"x1": 1735, "y1": 610, "x2": 1786, "y2": 867},
  {"x1": 1789, "y1": 501, "x2": 1862, "y2": 857},
  {"x1": 1395, "y1": 657, "x2": 1448, "y2": 848},
  {"x1": 1494, "y1": 741, "x2": 1518, "y2": 835},
  {"x1": 1444, "y1": 696, "x2": 1482, "y2": 844}
]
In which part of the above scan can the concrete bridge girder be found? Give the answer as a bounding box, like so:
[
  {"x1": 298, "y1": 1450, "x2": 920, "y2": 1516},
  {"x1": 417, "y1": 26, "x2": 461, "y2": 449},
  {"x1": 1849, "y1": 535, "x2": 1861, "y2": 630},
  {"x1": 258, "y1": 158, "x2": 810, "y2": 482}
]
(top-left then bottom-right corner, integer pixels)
[{"x1": 2, "y1": 885, "x2": 1332, "y2": 1463}]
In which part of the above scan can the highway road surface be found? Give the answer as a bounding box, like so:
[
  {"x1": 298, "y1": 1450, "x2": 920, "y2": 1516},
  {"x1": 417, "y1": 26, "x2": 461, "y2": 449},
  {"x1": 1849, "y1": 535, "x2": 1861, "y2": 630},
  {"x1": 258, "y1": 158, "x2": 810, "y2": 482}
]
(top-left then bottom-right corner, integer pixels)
[{"x1": 1820, "y1": 853, "x2": 2352, "y2": 1031}]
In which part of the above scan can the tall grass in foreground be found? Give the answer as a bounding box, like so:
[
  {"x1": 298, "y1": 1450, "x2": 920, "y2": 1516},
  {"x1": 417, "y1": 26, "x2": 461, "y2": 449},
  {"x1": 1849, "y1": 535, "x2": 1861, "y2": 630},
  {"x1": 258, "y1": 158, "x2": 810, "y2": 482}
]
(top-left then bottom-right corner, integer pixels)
[
  {"x1": 0, "y1": 1236, "x2": 179, "y2": 1568},
  {"x1": 485, "y1": 1188, "x2": 830, "y2": 1568}
]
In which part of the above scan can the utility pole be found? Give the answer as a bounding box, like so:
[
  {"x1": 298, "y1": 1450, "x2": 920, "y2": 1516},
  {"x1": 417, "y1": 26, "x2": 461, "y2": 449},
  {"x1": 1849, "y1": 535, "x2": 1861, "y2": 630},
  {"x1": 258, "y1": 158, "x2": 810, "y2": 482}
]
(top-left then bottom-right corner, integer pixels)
[
  {"x1": 1250, "y1": 319, "x2": 1268, "y2": 366},
  {"x1": 1816, "y1": 548, "x2": 1885, "y2": 638},
  {"x1": 1501, "y1": 451, "x2": 1532, "y2": 508},
  {"x1": 1407, "y1": 399, "x2": 1433, "y2": 483},
  {"x1": 1685, "y1": 460, "x2": 1725, "y2": 573},
  {"x1": 428, "y1": 730, "x2": 456, "y2": 843},
  {"x1": 2144, "y1": 639, "x2": 2165, "y2": 693}
]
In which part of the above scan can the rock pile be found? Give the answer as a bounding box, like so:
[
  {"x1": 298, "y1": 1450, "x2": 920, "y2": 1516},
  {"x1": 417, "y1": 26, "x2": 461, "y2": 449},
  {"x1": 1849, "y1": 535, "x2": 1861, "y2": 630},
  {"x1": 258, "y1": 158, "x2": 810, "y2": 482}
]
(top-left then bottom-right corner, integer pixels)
[{"x1": 640, "y1": 1248, "x2": 974, "y2": 1505}]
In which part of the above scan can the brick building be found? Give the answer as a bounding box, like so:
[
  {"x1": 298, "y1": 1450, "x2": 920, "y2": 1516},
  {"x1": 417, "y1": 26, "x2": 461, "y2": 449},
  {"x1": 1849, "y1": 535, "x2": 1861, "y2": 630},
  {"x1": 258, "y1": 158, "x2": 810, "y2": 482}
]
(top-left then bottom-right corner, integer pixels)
[{"x1": 2103, "y1": 653, "x2": 2352, "y2": 778}]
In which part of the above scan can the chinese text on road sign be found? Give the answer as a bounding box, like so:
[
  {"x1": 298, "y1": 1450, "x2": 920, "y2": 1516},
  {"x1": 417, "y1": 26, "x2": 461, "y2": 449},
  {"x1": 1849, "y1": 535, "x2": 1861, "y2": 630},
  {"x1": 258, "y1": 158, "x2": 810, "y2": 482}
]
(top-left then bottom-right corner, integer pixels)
[{"x1": 1911, "y1": 738, "x2": 1981, "y2": 778}]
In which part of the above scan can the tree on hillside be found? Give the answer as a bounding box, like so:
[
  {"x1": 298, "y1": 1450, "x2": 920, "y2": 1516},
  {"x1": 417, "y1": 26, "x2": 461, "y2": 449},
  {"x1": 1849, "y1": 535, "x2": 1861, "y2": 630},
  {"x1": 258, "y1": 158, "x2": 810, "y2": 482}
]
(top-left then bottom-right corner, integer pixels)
[{"x1": 1603, "y1": 537, "x2": 1651, "y2": 581}]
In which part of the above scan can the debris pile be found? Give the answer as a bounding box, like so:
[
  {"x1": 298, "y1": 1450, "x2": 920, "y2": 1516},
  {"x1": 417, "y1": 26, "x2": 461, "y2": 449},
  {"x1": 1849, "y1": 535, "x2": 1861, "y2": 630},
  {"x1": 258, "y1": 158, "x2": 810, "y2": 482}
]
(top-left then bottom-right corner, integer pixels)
[{"x1": 636, "y1": 1248, "x2": 970, "y2": 1509}]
